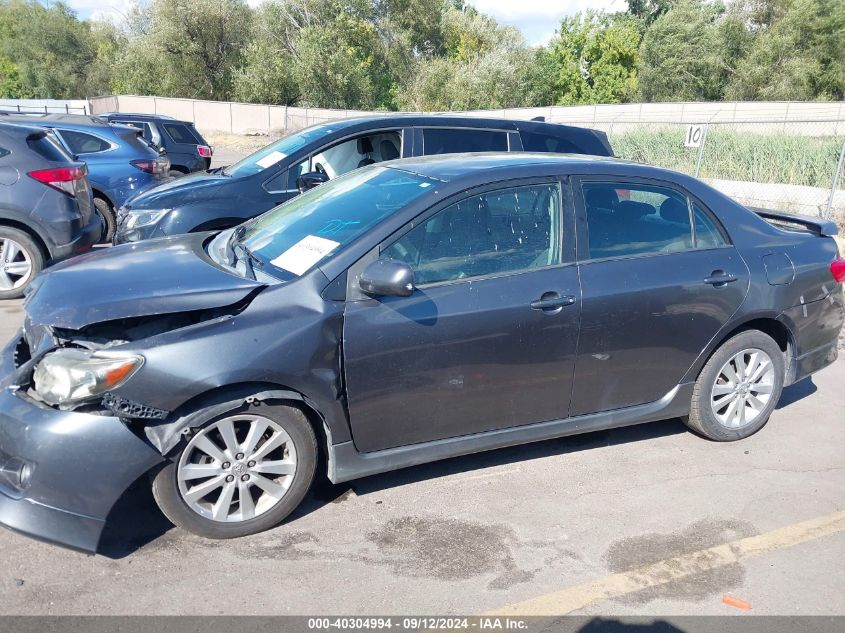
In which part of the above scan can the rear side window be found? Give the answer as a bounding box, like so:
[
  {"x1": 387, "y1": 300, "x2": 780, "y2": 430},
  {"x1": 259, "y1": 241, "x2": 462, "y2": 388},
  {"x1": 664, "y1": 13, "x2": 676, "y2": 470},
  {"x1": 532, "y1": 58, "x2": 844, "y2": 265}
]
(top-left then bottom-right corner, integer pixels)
[
  {"x1": 422, "y1": 128, "x2": 508, "y2": 155},
  {"x1": 521, "y1": 131, "x2": 581, "y2": 154},
  {"x1": 581, "y1": 182, "x2": 694, "y2": 259},
  {"x1": 693, "y1": 203, "x2": 729, "y2": 248},
  {"x1": 59, "y1": 130, "x2": 111, "y2": 154},
  {"x1": 164, "y1": 123, "x2": 201, "y2": 144},
  {"x1": 26, "y1": 134, "x2": 70, "y2": 162}
]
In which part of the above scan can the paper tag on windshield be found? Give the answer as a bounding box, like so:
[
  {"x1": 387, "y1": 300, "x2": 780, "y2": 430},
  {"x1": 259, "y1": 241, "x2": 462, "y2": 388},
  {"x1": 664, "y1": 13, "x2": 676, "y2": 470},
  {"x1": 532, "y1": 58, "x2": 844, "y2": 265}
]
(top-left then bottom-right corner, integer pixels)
[
  {"x1": 256, "y1": 150, "x2": 285, "y2": 169},
  {"x1": 270, "y1": 235, "x2": 340, "y2": 275}
]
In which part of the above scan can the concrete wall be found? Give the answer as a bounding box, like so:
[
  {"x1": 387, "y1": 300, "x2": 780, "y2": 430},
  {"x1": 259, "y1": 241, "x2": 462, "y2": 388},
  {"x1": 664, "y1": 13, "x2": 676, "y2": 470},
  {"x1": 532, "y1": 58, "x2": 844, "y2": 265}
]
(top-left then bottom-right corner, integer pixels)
[{"x1": 88, "y1": 95, "x2": 845, "y2": 137}]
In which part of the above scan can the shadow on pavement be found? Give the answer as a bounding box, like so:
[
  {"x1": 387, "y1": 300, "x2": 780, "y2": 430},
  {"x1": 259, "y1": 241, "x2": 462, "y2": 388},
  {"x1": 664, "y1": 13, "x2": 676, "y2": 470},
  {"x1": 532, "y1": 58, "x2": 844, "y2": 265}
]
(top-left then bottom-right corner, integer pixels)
[{"x1": 776, "y1": 376, "x2": 817, "y2": 409}]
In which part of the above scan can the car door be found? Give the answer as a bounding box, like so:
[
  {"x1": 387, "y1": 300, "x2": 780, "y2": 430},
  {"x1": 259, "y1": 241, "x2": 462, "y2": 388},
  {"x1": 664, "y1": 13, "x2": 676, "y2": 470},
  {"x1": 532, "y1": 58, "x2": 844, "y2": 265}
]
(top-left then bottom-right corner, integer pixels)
[
  {"x1": 343, "y1": 179, "x2": 582, "y2": 453},
  {"x1": 569, "y1": 176, "x2": 750, "y2": 417}
]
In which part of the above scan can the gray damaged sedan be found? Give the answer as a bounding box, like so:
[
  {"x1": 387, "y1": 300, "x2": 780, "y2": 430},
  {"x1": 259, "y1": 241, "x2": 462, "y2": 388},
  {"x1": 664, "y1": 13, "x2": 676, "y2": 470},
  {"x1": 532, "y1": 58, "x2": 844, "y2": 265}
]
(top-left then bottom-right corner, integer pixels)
[{"x1": 1, "y1": 153, "x2": 843, "y2": 553}]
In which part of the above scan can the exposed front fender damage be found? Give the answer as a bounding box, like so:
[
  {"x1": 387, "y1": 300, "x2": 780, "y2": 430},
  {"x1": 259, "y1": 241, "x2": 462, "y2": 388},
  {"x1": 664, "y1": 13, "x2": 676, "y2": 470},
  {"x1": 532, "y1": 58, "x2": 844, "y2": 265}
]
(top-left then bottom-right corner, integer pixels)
[{"x1": 142, "y1": 388, "x2": 324, "y2": 456}]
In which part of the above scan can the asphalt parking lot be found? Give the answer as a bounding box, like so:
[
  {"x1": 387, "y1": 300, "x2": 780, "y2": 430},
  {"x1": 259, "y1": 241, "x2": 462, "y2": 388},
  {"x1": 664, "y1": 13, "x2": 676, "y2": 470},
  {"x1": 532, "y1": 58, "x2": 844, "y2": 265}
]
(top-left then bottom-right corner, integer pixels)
[
  {"x1": 1, "y1": 295, "x2": 844, "y2": 616},
  {"x1": 0, "y1": 147, "x2": 843, "y2": 617}
]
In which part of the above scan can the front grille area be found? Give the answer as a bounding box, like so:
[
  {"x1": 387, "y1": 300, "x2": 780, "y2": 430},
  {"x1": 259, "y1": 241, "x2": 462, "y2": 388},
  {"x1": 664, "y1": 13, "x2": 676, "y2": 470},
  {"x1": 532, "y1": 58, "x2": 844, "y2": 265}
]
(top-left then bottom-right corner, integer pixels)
[
  {"x1": 102, "y1": 393, "x2": 168, "y2": 420},
  {"x1": 13, "y1": 336, "x2": 30, "y2": 368}
]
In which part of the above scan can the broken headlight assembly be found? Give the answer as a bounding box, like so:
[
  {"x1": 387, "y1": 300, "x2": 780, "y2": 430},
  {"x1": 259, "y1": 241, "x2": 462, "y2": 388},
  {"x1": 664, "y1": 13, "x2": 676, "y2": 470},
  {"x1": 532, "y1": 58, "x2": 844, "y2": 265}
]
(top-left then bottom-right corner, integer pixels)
[{"x1": 32, "y1": 349, "x2": 144, "y2": 407}]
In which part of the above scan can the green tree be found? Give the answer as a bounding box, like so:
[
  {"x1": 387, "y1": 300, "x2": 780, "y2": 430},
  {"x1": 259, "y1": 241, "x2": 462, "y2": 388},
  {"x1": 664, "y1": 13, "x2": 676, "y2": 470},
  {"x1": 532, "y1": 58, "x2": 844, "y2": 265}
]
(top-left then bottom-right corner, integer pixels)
[
  {"x1": 637, "y1": 0, "x2": 725, "y2": 101},
  {"x1": 0, "y1": 55, "x2": 25, "y2": 97},
  {"x1": 726, "y1": 0, "x2": 845, "y2": 100},
  {"x1": 0, "y1": 0, "x2": 117, "y2": 98},
  {"x1": 118, "y1": 0, "x2": 253, "y2": 100},
  {"x1": 548, "y1": 12, "x2": 640, "y2": 105}
]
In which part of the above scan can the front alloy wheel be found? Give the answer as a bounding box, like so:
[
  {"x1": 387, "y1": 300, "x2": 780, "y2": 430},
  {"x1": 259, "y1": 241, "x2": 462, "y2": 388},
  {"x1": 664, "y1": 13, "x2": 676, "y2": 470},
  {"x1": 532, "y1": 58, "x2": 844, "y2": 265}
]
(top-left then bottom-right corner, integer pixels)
[
  {"x1": 177, "y1": 414, "x2": 298, "y2": 522},
  {"x1": 153, "y1": 403, "x2": 317, "y2": 539}
]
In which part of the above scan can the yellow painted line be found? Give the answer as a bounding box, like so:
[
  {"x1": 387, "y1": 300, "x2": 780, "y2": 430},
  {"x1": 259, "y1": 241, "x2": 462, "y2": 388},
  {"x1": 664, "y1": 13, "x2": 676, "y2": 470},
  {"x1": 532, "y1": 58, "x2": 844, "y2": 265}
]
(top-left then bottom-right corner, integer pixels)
[{"x1": 489, "y1": 510, "x2": 845, "y2": 616}]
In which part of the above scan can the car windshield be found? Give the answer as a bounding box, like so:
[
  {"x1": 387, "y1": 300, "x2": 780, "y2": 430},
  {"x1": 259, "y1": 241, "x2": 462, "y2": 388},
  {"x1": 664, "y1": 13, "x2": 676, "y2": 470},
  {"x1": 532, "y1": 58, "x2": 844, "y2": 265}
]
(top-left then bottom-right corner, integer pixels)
[
  {"x1": 222, "y1": 122, "x2": 342, "y2": 178},
  {"x1": 239, "y1": 166, "x2": 437, "y2": 281}
]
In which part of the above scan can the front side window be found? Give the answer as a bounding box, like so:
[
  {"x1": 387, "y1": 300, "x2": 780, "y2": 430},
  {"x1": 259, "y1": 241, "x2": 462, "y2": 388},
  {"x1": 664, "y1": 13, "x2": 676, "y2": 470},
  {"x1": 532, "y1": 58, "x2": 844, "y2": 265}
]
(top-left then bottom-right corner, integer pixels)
[
  {"x1": 241, "y1": 166, "x2": 438, "y2": 281},
  {"x1": 582, "y1": 182, "x2": 695, "y2": 260},
  {"x1": 59, "y1": 130, "x2": 111, "y2": 154},
  {"x1": 693, "y1": 203, "x2": 729, "y2": 248},
  {"x1": 381, "y1": 183, "x2": 561, "y2": 285},
  {"x1": 422, "y1": 128, "x2": 508, "y2": 155},
  {"x1": 223, "y1": 122, "x2": 347, "y2": 178}
]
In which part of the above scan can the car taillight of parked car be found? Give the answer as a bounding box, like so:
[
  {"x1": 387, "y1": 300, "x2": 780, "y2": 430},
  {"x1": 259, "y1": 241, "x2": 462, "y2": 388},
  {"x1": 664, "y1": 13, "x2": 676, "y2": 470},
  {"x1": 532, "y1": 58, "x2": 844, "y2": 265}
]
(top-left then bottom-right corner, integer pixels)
[
  {"x1": 131, "y1": 157, "x2": 170, "y2": 176},
  {"x1": 830, "y1": 258, "x2": 845, "y2": 283},
  {"x1": 27, "y1": 164, "x2": 88, "y2": 197},
  {"x1": 197, "y1": 145, "x2": 212, "y2": 158}
]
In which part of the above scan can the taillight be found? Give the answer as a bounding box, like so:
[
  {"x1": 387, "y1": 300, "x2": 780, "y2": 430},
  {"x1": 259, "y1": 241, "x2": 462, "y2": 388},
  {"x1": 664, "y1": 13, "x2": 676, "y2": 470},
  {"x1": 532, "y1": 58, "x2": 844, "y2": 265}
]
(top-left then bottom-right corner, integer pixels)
[
  {"x1": 197, "y1": 145, "x2": 212, "y2": 158},
  {"x1": 831, "y1": 258, "x2": 845, "y2": 283},
  {"x1": 28, "y1": 165, "x2": 87, "y2": 197},
  {"x1": 130, "y1": 159, "x2": 156, "y2": 174}
]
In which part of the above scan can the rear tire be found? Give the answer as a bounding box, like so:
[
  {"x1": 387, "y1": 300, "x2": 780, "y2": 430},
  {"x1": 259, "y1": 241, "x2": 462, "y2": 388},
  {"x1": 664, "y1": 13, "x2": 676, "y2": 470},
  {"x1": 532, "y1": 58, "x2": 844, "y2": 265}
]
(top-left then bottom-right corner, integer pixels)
[
  {"x1": 0, "y1": 227, "x2": 44, "y2": 300},
  {"x1": 94, "y1": 197, "x2": 115, "y2": 243},
  {"x1": 152, "y1": 402, "x2": 317, "y2": 539},
  {"x1": 685, "y1": 330, "x2": 784, "y2": 441}
]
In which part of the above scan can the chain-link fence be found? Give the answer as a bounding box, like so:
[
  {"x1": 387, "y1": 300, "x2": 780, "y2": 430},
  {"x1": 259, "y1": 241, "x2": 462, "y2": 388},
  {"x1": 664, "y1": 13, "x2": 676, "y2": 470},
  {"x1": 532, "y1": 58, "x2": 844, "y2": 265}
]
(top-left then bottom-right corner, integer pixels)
[{"x1": 569, "y1": 119, "x2": 845, "y2": 223}]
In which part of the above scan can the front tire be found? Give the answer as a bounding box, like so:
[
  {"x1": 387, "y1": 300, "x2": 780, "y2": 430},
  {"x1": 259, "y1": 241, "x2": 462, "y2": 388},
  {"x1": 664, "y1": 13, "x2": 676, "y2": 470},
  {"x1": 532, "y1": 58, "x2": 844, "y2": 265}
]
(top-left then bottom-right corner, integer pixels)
[
  {"x1": 94, "y1": 197, "x2": 116, "y2": 243},
  {"x1": 685, "y1": 330, "x2": 784, "y2": 441},
  {"x1": 152, "y1": 403, "x2": 317, "y2": 539}
]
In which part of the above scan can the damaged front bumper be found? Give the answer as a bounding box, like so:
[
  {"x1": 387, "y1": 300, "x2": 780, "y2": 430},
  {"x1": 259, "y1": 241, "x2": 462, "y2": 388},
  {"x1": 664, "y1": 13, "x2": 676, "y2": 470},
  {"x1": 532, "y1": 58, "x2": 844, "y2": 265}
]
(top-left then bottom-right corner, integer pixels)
[{"x1": 0, "y1": 331, "x2": 164, "y2": 553}]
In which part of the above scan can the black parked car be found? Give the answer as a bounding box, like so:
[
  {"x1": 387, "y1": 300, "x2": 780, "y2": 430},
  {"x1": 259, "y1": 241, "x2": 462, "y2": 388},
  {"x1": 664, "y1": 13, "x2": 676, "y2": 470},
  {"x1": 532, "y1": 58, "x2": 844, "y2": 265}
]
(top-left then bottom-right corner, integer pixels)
[
  {"x1": 0, "y1": 122, "x2": 101, "y2": 299},
  {"x1": 1, "y1": 153, "x2": 843, "y2": 552},
  {"x1": 113, "y1": 115, "x2": 613, "y2": 244},
  {"x1": 100, "y1": 113, "x2": 213, "y2": 176}
]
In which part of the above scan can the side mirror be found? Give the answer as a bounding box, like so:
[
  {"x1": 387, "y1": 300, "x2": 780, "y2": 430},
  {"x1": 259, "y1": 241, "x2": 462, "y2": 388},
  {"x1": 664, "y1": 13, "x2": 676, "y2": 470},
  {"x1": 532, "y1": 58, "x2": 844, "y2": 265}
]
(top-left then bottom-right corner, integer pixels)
[
  {"x1": 359, "y1": 259, "x2": 415, "y2": 298},
  {"x1": 297, "y1": 171, "x2": 329, "y2": 193}
]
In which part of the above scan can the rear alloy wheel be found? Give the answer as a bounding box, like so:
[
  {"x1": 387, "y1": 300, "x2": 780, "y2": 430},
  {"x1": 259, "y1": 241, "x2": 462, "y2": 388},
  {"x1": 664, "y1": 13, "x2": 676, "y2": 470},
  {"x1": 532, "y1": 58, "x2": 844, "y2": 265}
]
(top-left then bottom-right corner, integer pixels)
[
  {"x1": 0, "y1": 227, "x2": 44, "y2": 300},
  {"x1": 685, "y1": 330, "x2": 784, "y2": 441},
  {"x1": 152, "y1": 404, "x2": 317, "y2": 539}
]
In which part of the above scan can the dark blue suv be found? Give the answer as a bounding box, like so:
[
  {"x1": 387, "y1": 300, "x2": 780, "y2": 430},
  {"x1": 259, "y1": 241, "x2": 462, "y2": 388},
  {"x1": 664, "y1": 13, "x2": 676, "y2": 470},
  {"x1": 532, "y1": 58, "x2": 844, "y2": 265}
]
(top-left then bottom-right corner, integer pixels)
[{"x1": 2, "y1": 114, "x2": 168, "y2": 241}]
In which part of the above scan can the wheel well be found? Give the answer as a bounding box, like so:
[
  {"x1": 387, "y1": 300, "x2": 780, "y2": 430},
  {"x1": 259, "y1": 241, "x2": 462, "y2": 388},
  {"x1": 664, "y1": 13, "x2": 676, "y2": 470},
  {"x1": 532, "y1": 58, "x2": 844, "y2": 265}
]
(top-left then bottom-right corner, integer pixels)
[
  {"x1": 190, "y1": 218, "x2": 242, "y2": 233},
  {"x1": 92, "y1": 189, "x2": 113, "y2": 208},
  {"x1": 728, "y1": 318, "x2": 792, "y2": 353},
  {"x1": 153, "y1": 382, "x2": 331, "y2": 464},
  {"x1": 701, "y1": 317, "x2": 795, "y2": 384},
  {"x1": 0, "y1": 219, "x2": 48, "y2": 260}
]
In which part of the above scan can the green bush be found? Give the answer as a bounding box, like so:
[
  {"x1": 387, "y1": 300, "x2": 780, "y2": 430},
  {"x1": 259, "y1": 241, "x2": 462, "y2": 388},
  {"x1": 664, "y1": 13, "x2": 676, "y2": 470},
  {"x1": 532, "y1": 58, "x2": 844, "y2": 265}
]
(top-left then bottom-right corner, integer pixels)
[{"x1": 613, "y1": 127, "x2": 844, "y2": 188}]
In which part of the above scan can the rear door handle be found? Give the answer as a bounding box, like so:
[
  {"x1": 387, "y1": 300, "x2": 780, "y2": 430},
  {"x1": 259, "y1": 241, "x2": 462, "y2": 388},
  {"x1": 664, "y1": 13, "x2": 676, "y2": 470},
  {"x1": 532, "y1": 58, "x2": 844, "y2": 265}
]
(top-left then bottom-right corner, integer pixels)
[
  {"x1": 704, "y1": 271, "x2": 738, "y2": 286},
  {"x1": 530, "y1": 294, "x2": 576, "y2": 311}
]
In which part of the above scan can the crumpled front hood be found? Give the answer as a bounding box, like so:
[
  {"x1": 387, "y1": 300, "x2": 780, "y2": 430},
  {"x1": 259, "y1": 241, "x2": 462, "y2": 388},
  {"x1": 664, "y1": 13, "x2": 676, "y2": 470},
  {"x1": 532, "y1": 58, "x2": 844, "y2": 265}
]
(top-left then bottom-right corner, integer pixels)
[
  {"x1": 125, "y1": 172, "x2": 227, "y2": 210},
  {"x1": 25, "y1": 234, "x2": 263, "y2": 330}
]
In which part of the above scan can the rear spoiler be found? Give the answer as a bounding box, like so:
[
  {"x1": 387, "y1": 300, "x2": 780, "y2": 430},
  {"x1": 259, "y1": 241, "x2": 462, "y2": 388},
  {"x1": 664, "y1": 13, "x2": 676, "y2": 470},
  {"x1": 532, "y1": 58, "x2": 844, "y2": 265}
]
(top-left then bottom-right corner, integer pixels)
[{"x1": 751, "y1": 207, "x2": 838, "y2": 237}]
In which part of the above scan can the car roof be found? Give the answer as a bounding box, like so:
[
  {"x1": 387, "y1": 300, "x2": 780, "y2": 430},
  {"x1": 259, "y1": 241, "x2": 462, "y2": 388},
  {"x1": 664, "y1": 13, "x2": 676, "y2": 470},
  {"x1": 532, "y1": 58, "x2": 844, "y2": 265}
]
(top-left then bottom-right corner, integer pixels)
[
  {"x1": 0, "y1": 113, "x2": 110, "y2": 127},
  {"x1": 101, "y1": 113, "x2": 187, "y2": 124},
  {"x1": 386, "y1": 152, "x2": 617, "y2": 177},
  {"x1": 0, "y1": 120, "x2": 50, "y2": 140}
]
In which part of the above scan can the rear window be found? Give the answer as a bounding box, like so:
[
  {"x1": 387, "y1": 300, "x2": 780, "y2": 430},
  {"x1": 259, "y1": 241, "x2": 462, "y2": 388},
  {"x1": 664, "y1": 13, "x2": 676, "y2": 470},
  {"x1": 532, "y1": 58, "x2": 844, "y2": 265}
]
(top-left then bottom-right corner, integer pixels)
[
  {"x1": 26, "y1": 134, "x2": 70, "y2": 162},
  {"x1": 422, "y1": 128, "x2": 508, "y2": 155},
  {"x1": 164, "y1": 123, "x2": 202, "y2": 144},
  {"x1": 521, "y1": 131, "x2": 582, "y2": 154}
]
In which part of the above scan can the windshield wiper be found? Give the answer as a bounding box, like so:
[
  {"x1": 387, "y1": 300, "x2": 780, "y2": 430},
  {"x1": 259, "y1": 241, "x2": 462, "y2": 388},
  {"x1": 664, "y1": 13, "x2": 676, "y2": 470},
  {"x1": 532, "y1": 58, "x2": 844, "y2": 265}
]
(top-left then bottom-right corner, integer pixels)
[{"x1": 226, "y1": 226, "x2": 264, "y2": 281}]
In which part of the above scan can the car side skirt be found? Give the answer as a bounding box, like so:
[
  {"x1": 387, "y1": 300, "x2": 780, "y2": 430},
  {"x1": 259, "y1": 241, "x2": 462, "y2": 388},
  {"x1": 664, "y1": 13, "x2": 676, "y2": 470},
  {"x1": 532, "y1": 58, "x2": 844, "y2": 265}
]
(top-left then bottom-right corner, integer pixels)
[{"x1": 327, "y1": 383, "x2": 695, "y2": 484}]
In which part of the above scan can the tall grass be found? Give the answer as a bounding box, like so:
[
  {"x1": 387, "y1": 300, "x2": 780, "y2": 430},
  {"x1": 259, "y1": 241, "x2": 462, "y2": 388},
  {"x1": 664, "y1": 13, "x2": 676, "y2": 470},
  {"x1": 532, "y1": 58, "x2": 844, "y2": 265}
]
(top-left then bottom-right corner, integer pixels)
[{"x1": 612, "y1": 127, "x2": 844, "y2": 188}]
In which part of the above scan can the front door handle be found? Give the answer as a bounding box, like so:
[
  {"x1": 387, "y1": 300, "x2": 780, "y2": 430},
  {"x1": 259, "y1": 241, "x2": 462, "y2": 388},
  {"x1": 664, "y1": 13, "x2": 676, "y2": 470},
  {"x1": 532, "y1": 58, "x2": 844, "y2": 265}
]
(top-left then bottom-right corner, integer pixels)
[
  {"x1": 704, "y1": 271, "x2": 738, "y2": 286},
  {"x1": 530, "y1": 293, "x2": 576, "y2": 312}
]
